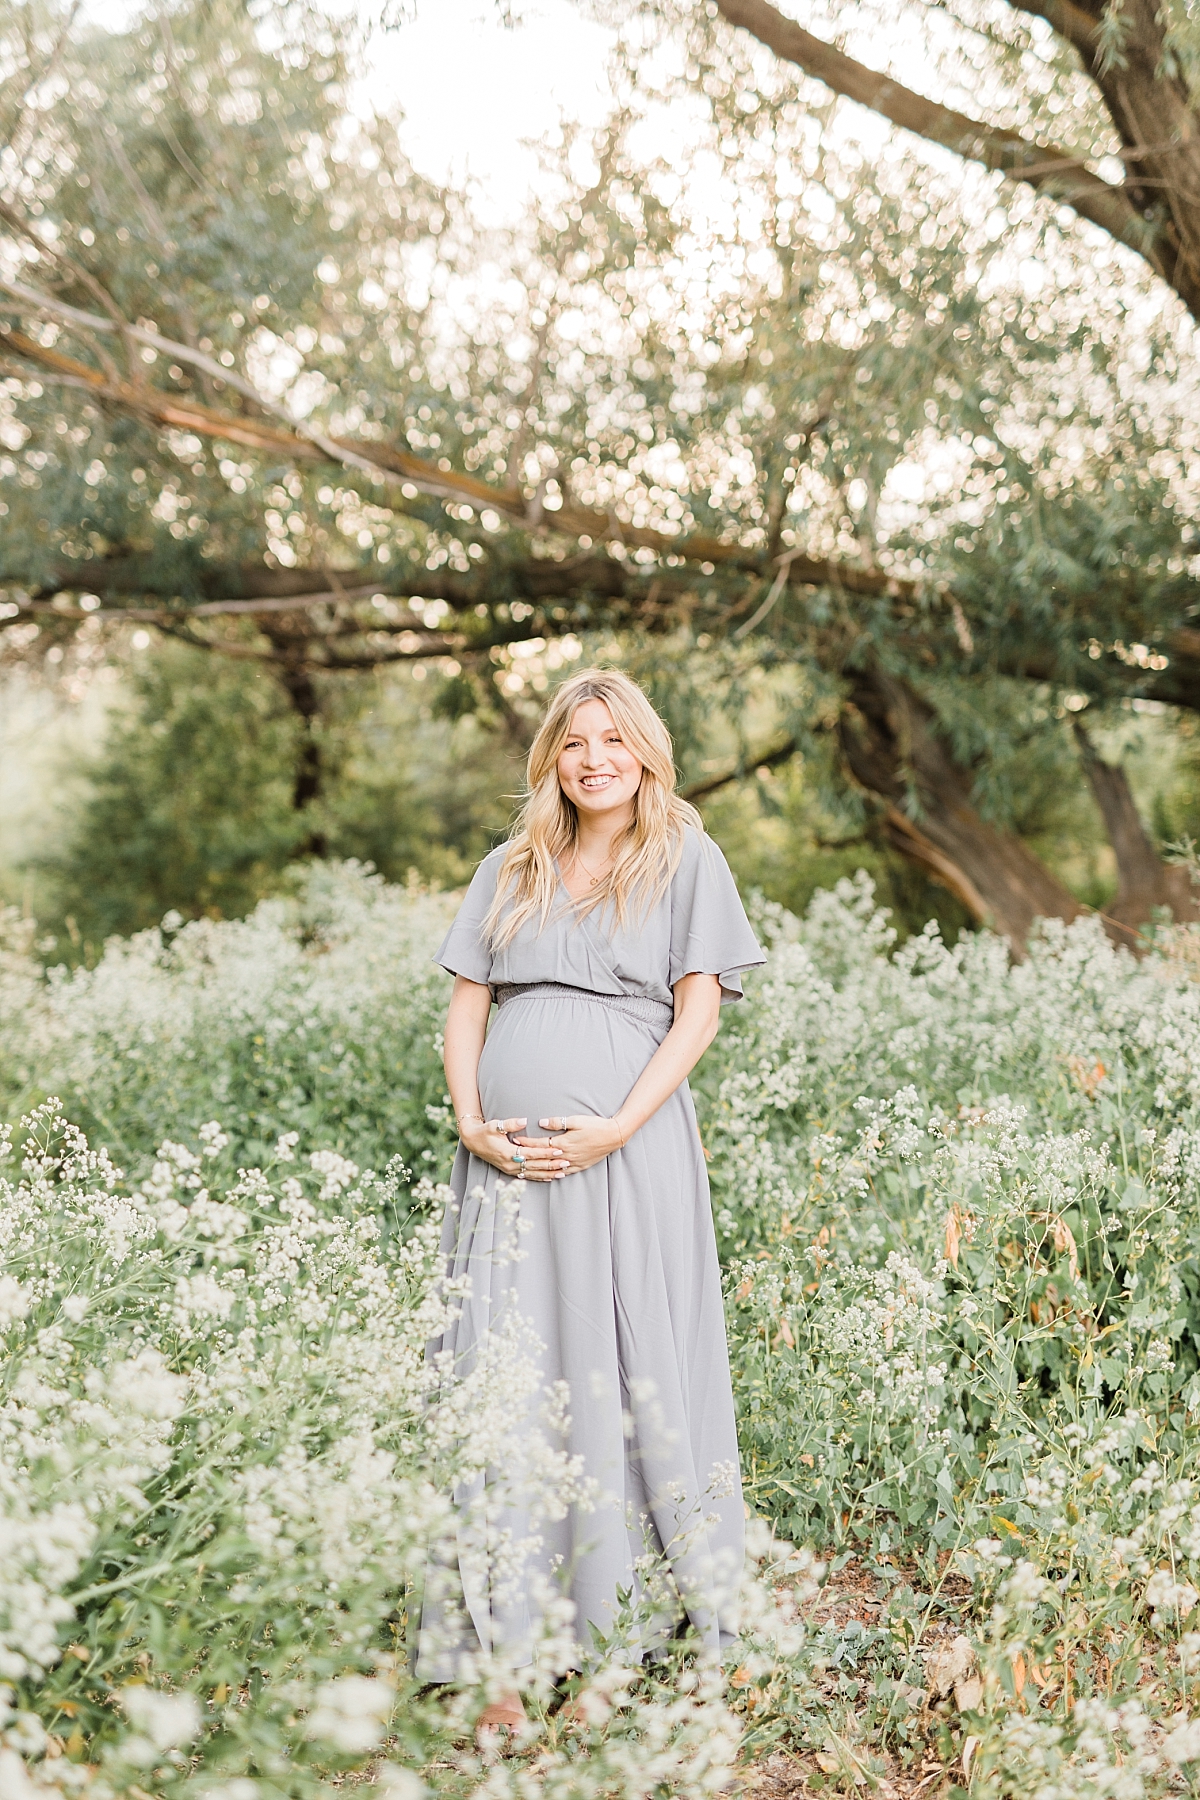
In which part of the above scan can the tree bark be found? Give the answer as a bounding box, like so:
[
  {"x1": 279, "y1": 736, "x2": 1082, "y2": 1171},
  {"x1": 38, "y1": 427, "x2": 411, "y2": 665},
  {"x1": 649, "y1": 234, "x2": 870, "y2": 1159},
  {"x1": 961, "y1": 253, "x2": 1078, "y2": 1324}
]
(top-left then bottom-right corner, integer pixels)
[
  {"x1": 838, "y1": 667, "x2": 1088, "y2": 955},
  {"x1": 1007, "y1": 0, "x2": 1200, "y2": 318},
  {"x1": 713, "y1": 0, "x2": 1200, "y2": 323},
  {"x1": 270, "y1": 655, "x2": 327, "y2": 856},
  {"x1": 1072, "y1": 720, "x2": 1199, "y2": 933}
]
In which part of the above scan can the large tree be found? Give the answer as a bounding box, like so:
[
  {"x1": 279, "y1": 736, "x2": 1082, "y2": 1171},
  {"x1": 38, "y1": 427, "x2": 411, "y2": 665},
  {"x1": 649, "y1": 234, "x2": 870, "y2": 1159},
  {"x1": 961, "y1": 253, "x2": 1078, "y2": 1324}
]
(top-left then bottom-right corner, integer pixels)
[
  {"x1": 701, "y1": 0, "x2": 1200, "y2": 320},
  {"x1": 4, "y1": 0, "x2": 1200, "y2": 950}
]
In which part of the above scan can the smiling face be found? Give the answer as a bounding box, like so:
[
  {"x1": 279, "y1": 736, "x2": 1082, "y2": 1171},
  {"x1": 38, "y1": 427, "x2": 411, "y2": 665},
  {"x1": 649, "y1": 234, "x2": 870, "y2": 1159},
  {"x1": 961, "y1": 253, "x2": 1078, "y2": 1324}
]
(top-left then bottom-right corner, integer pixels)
[{"x1": 556, "y1": 698, "x2": 644, "y2": 828}]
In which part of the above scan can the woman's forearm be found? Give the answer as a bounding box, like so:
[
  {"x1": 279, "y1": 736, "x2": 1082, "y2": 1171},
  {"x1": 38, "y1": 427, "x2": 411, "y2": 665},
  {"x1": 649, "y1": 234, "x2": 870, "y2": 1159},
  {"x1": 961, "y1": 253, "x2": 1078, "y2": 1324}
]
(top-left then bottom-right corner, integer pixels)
[
  {"x1": 443, "y1": 975, "x2": 492, "y2": 1127},
  {"x1": 445, "y1": 976, "x2": 567, "y2": 1180},
  {"x1": 522, "y1": 975, "x2": 721, "y2": 1172},
  {"x1": 612, "y1": 974, "x2": 720, "y2": 1143}
]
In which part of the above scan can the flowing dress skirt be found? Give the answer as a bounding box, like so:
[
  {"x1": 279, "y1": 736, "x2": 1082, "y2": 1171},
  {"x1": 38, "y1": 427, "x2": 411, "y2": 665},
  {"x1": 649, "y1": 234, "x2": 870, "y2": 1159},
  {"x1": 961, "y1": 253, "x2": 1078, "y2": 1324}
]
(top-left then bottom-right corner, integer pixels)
[{"x1": 415, "y1": 981, "x2": 743, "y2": 1677}]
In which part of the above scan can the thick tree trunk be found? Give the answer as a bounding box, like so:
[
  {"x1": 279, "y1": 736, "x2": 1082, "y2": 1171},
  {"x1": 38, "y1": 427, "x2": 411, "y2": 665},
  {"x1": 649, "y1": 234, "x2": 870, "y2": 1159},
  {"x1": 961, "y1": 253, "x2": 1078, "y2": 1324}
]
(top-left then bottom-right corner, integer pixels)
[
  {"x1": 1073, "y1": 721, "x2": 1199, "y2": 933},
  {"x1": 1009, "y1": 0, "x2": 1200, "y2": 321},
  {"x1": 273, "y1": 659, "x2": 328, "y2": 857},
  {"x1": 838, "y1": 668, "x2": 1088, "y2": 955}
]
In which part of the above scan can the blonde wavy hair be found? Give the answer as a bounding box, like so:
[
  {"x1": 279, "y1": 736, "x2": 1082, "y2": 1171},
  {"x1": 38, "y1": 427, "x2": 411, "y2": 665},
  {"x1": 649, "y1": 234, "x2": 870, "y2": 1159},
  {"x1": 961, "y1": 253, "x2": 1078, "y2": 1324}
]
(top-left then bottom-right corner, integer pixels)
[{"x1": 483, "y1": 668, "x2": 704, "y2": 949}]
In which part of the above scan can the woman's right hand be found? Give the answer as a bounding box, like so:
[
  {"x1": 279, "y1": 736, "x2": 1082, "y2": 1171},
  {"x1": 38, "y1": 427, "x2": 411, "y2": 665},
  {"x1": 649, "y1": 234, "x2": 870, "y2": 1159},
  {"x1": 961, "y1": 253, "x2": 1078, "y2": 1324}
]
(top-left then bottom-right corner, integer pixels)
[{"x1": 459, "y1": 1116, "x2": 568, "y2": 1182}]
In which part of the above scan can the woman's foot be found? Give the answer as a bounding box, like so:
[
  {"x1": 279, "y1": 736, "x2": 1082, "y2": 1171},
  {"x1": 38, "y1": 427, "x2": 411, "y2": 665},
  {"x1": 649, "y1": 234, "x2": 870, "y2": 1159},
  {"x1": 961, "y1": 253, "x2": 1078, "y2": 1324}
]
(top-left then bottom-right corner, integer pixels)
[{"x1": 475, "y1": 1690, "x2": 527, "y2": 1751}]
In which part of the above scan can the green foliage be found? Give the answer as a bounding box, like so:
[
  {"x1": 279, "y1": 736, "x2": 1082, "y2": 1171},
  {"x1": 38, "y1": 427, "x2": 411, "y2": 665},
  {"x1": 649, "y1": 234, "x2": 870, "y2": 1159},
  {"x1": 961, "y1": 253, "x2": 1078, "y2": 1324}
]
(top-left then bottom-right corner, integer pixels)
[
  {"x1": 317, "y1": 674, "x2": 520, "y2": 887},
  {"x1": 5, "y1": 0, "x2": 1199, "y2": 872},
  {"x1": 32, "y1": 647, "x2": 522, "y2": 954},
  {"x1": 42, "y1": 649, "x2": 307, "y2": 945},
  {"x1": 12, "y1": 869, "x2": 1200, "y2": 1789},
  {"x1": 696, "y1": 877, "x2": 1200, "y2": 1630},
  {"x1": 0, "y1": 1097, "x2": 785, "y2": 1800},
  {"x1": 2, "y1": 864, "x2": 459, "y2": 1189},
  {"x1": 0, "y1": 0, "x2": 450, "y2": 595},
  {"x1": 20, "y1": 630, "x2": 1003, "y2": 958}
]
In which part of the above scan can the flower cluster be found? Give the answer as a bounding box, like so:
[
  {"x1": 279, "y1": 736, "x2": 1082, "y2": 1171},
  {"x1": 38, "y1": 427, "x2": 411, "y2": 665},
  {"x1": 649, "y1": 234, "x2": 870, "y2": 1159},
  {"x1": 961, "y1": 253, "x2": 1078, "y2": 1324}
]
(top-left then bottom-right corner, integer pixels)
[
  {"x1": 0, "y1": 1095, "x2": 792, "y2": 1800},
  {"x1": 8, "y1": 865, "x2": 1200, "y2": 1794}
]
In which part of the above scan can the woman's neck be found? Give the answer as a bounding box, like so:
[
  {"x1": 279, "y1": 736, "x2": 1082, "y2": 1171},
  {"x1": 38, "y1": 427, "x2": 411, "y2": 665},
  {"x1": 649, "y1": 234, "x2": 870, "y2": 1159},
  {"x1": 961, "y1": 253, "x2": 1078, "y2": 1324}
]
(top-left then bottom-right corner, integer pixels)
[{"x1": 574, "y1": 808, "x2": 632, "y2": 866}]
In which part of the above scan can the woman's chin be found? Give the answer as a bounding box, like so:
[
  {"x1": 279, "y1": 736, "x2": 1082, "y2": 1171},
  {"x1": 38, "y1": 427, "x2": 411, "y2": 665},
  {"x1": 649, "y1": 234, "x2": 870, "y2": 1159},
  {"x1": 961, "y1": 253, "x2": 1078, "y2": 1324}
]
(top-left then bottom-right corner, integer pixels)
[{"x1": 571, "y1": 788, "x2": 637, "y2": 818}]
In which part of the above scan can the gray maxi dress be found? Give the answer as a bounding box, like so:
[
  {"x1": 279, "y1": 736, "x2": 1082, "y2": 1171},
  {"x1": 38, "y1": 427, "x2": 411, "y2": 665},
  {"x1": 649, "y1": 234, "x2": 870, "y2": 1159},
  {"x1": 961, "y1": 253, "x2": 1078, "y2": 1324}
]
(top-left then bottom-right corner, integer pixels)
[{"x1": 415, "y1": 827, "x2": 764, "y2": 1678}]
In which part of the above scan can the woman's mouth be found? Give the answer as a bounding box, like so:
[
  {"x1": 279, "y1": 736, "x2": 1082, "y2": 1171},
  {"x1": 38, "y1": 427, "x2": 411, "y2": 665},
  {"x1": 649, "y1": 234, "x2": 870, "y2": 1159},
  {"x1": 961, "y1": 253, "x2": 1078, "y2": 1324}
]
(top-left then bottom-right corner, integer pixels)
[{"x1": 580, "y1": 774, "x2": 615, "y2": 789}]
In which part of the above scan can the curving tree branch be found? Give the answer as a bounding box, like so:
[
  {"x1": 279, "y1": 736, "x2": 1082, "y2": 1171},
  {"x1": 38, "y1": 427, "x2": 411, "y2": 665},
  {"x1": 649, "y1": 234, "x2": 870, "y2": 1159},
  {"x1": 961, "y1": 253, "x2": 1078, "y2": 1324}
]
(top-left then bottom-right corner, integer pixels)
[
  {"x1": 711, "y1": 0, "x2": 1200, "y2": 318},
  {"x1": 0, "y1": 297, "x2": 754, "y2": 567}
]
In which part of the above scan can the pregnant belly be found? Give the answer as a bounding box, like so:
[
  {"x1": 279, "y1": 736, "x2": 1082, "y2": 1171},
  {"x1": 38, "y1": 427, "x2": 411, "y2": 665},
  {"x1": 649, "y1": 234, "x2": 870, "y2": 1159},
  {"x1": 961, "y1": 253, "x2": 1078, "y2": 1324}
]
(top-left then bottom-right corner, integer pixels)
[{"x1": 478, "y1": 993, "x2": 663, "y2": 1123}]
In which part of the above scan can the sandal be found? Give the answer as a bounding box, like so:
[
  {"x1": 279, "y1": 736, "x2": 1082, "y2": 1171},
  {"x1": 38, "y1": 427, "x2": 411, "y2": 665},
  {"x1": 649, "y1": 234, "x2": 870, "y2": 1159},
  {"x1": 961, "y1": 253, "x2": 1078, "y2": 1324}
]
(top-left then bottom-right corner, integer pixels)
[{"x1": 475, "y1": 1692, "x2": 527, "y2": 1753}]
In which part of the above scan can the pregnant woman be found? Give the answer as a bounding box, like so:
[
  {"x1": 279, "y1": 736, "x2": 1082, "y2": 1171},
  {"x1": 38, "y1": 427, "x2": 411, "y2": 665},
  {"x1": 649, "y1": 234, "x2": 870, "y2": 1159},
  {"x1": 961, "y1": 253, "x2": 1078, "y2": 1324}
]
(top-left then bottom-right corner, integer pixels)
[{"x1": 415, "y1": 668, "x2": 763, "y2": 1732}]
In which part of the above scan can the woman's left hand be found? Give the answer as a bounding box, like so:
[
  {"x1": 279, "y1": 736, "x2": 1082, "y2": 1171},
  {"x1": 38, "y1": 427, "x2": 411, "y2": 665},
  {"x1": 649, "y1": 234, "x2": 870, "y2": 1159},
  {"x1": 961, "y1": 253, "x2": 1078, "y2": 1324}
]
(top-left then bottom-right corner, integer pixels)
[{"x1": 511, "y1": 1115, "x2": 626, "y2": 1175}]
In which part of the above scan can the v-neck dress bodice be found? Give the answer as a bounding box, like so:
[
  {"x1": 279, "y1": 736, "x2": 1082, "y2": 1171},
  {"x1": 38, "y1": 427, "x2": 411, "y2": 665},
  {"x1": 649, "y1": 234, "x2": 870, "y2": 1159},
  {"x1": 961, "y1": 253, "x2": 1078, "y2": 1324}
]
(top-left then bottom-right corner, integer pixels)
[
  {"x1": 437, "y1": 827, "x2": 761, "y2": 1008},
  {"x1": 415, "y1": 828, "x2": 764, "y2": 1677}
]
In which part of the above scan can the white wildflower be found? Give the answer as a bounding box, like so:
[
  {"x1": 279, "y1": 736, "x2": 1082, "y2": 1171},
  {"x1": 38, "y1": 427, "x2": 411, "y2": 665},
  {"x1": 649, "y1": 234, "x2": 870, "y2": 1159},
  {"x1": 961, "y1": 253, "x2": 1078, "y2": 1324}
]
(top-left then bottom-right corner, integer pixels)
[
  {"x1": 0, "y1": 1279, "x2": 31, "y2": 1329},
  {"x1": 1145, "y1": 1569, "x2": 1199, "y2": 1621},
  {"x1": 1002, "y1": 1560, "x2": 1050, "y2": 1609},
  {"x1": 1164, "y1": 1716, "x2": 1200, "y2": 1764},
  {"x1": 120, "y1": 1687, "x2": 201, "y2": 1750},
  {"x1": 198, "y1": 1121, "x2": 229, "y2": 1157},
  {"x1": 310, "y1": 1150, "x2": 359, "y2": 1199},
  {"x1": 706, "y1": 1460, "x2": 739, "y2": 1499},
  {"x1": 173, "y1": 1273, "x2": 237, "y2": 1328},
  {"x1": 4, "y1": 1716, "x2": 46, "y2": 1758},
  {"x1": 107, "y1": 1349, "x2": 188, "y2": 1421},
  {"x1": 0, "y1": 1748, "x2": 55, "y2": 1800},
  {"x1": 372, "y1": 1770, "x2": 426, "y2": 1800},
  {"x1": 304, "y1": 1677, "x2": 393, "y2": 1753}
]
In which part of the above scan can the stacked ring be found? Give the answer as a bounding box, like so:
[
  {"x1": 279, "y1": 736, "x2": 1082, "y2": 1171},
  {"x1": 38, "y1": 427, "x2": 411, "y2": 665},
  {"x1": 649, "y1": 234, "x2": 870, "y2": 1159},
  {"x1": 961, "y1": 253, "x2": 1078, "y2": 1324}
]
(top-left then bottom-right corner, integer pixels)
[{"x1": 513, "y1": 1149, "x2": 526, "y2": 1167}]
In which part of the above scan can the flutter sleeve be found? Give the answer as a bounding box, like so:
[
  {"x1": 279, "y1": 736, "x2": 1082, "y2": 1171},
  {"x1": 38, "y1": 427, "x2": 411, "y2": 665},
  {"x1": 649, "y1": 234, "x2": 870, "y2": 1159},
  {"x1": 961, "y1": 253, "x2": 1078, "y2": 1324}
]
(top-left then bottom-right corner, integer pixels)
[
  {"x1": 433, "y1": 849, "x2": 502, "y2": 986},
  {"x1": 668, "y1": 831, "x2": 766, "y2": 1003}
]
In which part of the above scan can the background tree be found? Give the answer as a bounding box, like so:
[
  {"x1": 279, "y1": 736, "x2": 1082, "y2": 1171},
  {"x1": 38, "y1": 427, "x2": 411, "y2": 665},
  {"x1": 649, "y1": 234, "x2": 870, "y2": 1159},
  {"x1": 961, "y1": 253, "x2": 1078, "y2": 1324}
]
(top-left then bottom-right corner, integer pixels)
[
  {"x1": 697, "y1": 0, "x2": 1200, "y2": 322},
  {"x1": 605, "y1": 0, "x2": 1200, "y2": 936},
  {"x1": 5, "y1": 0, "x2": 1200, "y2": 951},
  {"x1": 44, "y1": 647, "x2": 309, "y2": 939},
  {"x1": 37, "y1": 642, "x2": 517, "y2": 944}
]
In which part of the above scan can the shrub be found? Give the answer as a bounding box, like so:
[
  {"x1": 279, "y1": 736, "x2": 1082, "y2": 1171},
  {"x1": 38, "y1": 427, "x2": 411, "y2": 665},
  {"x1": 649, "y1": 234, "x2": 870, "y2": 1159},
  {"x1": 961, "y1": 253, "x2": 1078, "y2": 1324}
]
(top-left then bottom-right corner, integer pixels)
[
  {"x1": 9, "y1": 866, "x2": 1200, "y2": 1792},
  {"x1": 2, "y1": 864, "x2": 458, "y2": 1195},
  {"x1": 0, "y1": 1100, "x2": 802, "y2": 1800}
]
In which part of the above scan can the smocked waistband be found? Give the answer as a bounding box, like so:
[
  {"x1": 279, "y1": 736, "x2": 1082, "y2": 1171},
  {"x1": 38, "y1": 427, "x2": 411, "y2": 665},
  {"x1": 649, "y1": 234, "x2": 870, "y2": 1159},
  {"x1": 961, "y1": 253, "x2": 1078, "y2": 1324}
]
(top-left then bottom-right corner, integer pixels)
[{"x1": 493, "y1": 981, "x2": 674, "y2": 1027}]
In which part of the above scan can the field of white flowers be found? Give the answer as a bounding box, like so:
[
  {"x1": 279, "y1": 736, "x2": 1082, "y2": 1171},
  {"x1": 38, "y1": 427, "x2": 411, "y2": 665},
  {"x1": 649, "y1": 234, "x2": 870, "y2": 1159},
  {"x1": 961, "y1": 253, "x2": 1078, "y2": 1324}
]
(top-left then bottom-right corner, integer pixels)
[{"x1": 7, "y1": 863, "x2": 1200, "y2": 1799}]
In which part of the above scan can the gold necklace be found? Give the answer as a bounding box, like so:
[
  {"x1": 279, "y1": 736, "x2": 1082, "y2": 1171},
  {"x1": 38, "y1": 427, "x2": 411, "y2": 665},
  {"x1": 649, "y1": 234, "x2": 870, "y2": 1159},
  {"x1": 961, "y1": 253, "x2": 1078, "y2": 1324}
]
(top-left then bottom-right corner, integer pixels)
[{"x1": 573, "y1": 848, "x2": 612, "y2": 888}]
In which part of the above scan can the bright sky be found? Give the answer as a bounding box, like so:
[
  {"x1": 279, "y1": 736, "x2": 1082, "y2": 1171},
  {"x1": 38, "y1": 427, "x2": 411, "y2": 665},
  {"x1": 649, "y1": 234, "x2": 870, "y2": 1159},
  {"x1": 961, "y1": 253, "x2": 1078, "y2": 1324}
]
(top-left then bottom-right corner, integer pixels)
[
  {"x1": 69, "y1": 0, "x2": 948, "y2": 228},
  {"x1": 75, "y1": 0, "x2": 621, "y2": 219},
  {"x1": 356, "y1": 2, "x2": 618, "y2": 220}
]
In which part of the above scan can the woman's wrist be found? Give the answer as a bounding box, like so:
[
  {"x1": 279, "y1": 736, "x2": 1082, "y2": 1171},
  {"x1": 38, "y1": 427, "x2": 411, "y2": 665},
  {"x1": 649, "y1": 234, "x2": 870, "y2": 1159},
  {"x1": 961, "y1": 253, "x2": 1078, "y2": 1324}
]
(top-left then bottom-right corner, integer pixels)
[
  {"x1": 611, "y1": 1112, "x2": 630, "y2": 1148},
  {"x1": 457, "y1": 1110, "x2": 485, "y2": 1136}
]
